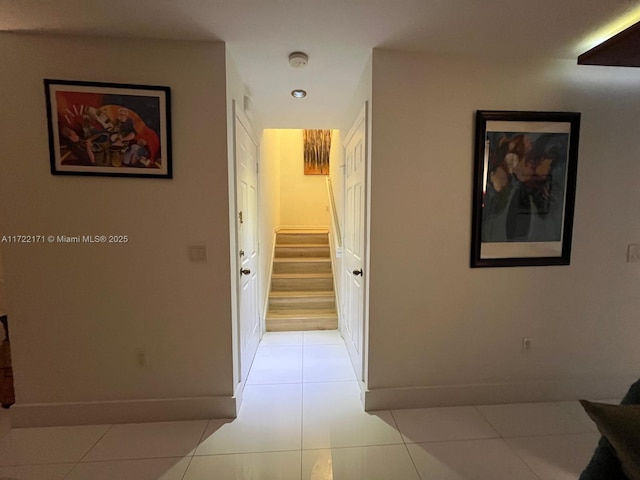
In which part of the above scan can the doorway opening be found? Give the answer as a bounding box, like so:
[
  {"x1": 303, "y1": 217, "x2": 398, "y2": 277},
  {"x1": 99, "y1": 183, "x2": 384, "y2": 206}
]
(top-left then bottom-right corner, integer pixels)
[
  {"x1": 233, "y1": 105, "x2": 369, "y2": 407},
  {"x1": 260, "y1": 129, "x2": 340, "y2": 334}
]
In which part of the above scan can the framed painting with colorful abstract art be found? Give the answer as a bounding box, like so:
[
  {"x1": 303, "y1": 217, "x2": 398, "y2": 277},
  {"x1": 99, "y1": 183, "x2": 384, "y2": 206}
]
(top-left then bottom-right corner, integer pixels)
[
  {"x1": 471, "y1": 110, "x2": 580, "y2": 267},
  {"x1": 44, "y1": 79, "x2": 172, "y2": 178}
]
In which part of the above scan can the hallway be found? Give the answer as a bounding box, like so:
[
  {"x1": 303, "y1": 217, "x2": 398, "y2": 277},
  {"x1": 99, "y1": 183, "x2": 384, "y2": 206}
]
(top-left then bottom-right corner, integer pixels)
[{"x1": 0, "y1": 330, "x2": 604, "y2": 479}]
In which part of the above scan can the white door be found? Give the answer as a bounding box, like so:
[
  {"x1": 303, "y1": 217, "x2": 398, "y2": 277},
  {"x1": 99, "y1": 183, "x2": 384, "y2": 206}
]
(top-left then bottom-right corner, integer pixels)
[
  {"x1": 342, "y1": 104, "x2": 367, "y2": 382},
  {"x1": 236, "y1": 110, "x2": 260, "y2": 383}
]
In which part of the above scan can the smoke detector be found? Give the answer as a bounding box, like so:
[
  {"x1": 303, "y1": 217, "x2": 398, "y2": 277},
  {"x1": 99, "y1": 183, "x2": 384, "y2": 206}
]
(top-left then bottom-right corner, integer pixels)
[{"x1": 288, "y1": 52, "x2": 309, "y2": 68}]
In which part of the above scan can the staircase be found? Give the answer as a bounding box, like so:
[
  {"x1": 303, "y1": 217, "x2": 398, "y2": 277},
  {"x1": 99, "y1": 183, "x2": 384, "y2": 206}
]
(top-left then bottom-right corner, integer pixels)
[{"x1": 266, "y1": 230, "x2": 338, "y2": 332}]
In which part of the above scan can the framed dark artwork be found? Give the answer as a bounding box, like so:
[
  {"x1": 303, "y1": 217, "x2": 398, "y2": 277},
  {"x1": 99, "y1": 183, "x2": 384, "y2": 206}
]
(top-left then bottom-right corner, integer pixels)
[
  {"x1": 471, "y1": 110, "x2": 580, "y2": 267},
  {"x1": 303, "y1": 129, "x2": 332, "y2": 175},
  {"x1": 44, "y1": 79, "x2": 172, "y2": 178}
]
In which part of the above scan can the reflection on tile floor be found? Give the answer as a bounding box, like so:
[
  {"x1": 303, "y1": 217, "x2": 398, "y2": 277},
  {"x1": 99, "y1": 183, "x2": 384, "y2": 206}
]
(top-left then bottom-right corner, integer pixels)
[{"x1": 0, "y1": 330, "x2": 603, "y2": 479}]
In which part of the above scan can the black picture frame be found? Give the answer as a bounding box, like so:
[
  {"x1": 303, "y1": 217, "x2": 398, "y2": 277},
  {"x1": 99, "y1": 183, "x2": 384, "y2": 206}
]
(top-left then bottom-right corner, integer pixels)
[
  {"x1": 471, "y1": 110, "x2": 580, "y2": 268},
  {"x1": 44, "y1": 79, "x2": 172, "y2": 178}
]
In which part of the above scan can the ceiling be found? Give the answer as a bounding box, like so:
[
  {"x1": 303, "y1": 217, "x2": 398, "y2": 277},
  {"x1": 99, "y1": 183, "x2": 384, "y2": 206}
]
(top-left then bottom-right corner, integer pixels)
[{"x1": 1, "y1": 0, "x2": 639, "y2": 128}]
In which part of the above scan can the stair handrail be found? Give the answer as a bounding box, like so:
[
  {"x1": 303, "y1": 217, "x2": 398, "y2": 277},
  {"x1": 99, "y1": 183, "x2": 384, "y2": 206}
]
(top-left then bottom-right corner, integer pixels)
[{"x1": 326, "y1": 177, "x2": 342, "y2": 249}]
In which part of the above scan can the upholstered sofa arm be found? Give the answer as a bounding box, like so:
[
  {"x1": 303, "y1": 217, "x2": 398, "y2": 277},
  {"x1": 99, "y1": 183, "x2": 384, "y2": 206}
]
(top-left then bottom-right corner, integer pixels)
[{"x1": 579, "y1": 379, "x2": 640, "y2": 480}]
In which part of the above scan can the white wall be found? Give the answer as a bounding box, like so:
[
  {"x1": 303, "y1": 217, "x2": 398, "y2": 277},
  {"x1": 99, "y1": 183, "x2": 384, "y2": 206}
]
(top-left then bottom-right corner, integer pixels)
[
  {"x1": 327, "y1": 130, "x2": 344, "y2": 308},
  {"x1": 365, "y1": 49, "x2": 640, "y2": 408},
  {"x1": 328, "y1": 131, "x2": 344, "y2": 236},
  {"x1": 279, "y1": 130, "x2": 330, "y2": 228},
  {"x1": 258, "y1": 130, "x2": 282, "y2": 318},
  {"x1": 0, "y1": 33, "x2": 235, "y2": 425}
]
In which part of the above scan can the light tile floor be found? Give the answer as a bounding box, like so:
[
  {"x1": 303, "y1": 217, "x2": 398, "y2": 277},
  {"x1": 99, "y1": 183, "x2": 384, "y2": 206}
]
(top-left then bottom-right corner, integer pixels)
[{"x1": 0, "y1": 330, "x2": 605, "y2": 479}]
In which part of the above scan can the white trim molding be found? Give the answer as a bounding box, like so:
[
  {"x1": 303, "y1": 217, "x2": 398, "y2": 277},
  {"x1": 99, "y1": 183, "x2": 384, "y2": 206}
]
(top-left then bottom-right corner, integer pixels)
[
  {"x1": 364, "y1": 376, "x2": 639, "y2": 411},
  {"x1": 11, "y1": 395, "x2": 237, "y2": 427}
]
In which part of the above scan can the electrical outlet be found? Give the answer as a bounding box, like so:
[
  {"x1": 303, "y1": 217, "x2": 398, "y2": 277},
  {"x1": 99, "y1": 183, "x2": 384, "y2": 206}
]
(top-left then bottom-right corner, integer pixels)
[
  {"x1": 628, "y1": 244, "x2": 640, "y2": 263},
  {"x1": 521, "y1": 337, "x2": 532, "y2": 353}
]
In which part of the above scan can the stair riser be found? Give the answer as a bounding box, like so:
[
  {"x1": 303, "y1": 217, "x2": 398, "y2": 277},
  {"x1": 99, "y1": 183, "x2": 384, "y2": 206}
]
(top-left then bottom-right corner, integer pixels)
[
  {"x1": 271, "y1": 277, "x2": 333, "y2": 292},
  {"x1": 276, "y1": 234, "x2": 328, "y2": 245},
  {"x1": 275, "y1": 246, "x2": 330, "y2": 258},
  {"x1": 269, "y1": 297, "x2": 336, "y2": 310},
  {"x1": 266, "y1": 317, "x2": 338, "y2": 332},
  {"x1": 273, "y1": 261, "x2": 332, "y2": 274}
]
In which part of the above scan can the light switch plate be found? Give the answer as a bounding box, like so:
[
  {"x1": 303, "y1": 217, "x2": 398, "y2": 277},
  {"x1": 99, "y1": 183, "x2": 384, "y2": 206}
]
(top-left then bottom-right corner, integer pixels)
[
  {"x1": 628, "y1": 244, "x2": 640, "y2": 263},
  {"x1": 189, "y1": 245, "x2": 208, "y2": 263}
]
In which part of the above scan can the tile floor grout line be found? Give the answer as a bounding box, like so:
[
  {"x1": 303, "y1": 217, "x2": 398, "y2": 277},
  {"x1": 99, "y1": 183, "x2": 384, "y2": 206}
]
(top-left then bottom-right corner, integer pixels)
[
  {"x1": 179, "y1": 455, "x2": 196, "y2": 480},
  {"x1": 66, "y1": 454, "x2": 196, "y2": 464},
  {"x1": 300, "y1": 440, "x2": 406, "y2": 452},
  {"x1": 176, "y1": 419, "x2": 212, "y2": 479},
  {"x1": 1, "y1": 460, "x2": 74, "y2": 467},
  {"x1": 301, "y1": 379, "x2": 358, "y2": 384},
  {"x1": 388, "y1": 410, "x2": 406, "y2": 446},
  {"x1": 75, "y1": 423, "x2": 115, "y2": 463},
  {"x1": 472, "y1": 405, "x2": 503, "y2": 439},
  {"x1": 0, "y1": 409, "x2": 10, "y2": 442},
  {"x1": 405, "y1": 443, "x2": 425, "y2": 480},
  {"x1": 474, "y1": 403, "x2": 595, "y2": 439},
  {"x1": 400, "y1": 435, "x2": 511, "y2": 446},
  {"x1": 62, "y1": 423, "x2": 115, "y2": 479},
  {"x1": 500, "y1": 434, "x2": 544, "y2": 480},
  {"x1": 492, "y1": 431, "x2": 599, "y2": 440},
  {"x1": 61, "y1": 462, "x2": 78, "y2": 480},
  {"x1": 300, "y1": 442, "x2": 404, "y2": 452},
  {"x1": 389, "y1": 410, "x2": 424, "y2": 480},
  {"x1": 474, "y1": 403, "x2": 566, "y2": 480},
  {"x1": 247, "y1": 381, "x2": 308, "y2": 386},
  {"x1": 193, "y1": 448, "x2": 302, "y2": 458}
]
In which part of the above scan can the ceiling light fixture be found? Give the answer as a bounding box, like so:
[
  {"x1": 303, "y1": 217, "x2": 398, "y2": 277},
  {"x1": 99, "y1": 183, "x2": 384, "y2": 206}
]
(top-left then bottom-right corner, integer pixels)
[
  {"x1": 288, "y1": 51, "x2": 309, "y2": 68},
  {"x1": 291, "y1": 89, "x2": 307, "y2": 98}
]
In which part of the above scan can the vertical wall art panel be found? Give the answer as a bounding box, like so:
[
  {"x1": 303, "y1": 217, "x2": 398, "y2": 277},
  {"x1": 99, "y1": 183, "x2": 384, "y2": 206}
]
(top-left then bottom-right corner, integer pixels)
[{"x1": 303, "y1": 129, "x2": 332, "y2": 175}]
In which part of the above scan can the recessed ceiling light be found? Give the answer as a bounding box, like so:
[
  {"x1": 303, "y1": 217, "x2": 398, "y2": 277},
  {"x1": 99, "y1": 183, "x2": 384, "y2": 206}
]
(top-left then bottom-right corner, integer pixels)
[{"x1": 291, "y1": 89, "x2": 307, "y2": 98}]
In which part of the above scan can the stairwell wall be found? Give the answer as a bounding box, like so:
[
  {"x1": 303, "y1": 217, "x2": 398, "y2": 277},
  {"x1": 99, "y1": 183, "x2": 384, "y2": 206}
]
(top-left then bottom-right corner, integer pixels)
[
  {"x1": 259, "y1": 130, "x2": 283, "y2": 323},
  {"x1": 279, "y1": 130, "x2": 330, "y2": 228}
]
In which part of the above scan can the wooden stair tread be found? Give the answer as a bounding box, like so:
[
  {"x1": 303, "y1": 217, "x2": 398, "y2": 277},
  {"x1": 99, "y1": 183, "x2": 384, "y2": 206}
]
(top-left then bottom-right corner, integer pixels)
[
  {"x1": 268, "y1": 230, "x2": 336, "y2": 332},
  {"x1": 275, "y1": 243, "x2": 329, "y2": 248},
  {"x1": 267, "y1": 310, "x2": 337, "y2": 318},
  {"x1": 276, "y1": 229, "x2": 329, "y2": 234},
  {"x1": 269, "y1": 291, "x2": 335, "y2": 298},
  {"x1": 272, "y1": 272, "x2": 332, "y2": 278},
  {"x1": 273, "y1": 257, "x2": 330, "y2": 262}
]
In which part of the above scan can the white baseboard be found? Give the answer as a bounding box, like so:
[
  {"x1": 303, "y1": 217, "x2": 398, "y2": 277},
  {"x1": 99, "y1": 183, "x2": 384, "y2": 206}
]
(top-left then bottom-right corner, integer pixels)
[
  {"x1": 10, "y1": 395, "x2": 237, "y2": 427},
  {"x1": 364, "y1": 376, "x2": 638, "y2": 411}
]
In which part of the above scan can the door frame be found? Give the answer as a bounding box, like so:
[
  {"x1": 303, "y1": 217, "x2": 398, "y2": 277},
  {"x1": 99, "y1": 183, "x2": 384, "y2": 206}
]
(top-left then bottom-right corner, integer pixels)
[{"x1": 229, "y1": 100, "x2": 261, "y2": 399}]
